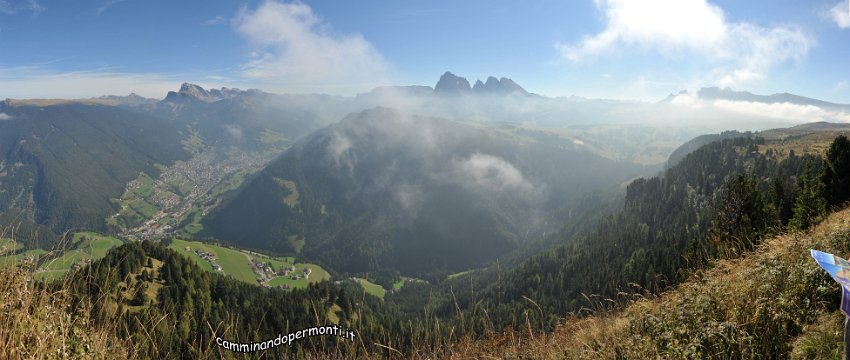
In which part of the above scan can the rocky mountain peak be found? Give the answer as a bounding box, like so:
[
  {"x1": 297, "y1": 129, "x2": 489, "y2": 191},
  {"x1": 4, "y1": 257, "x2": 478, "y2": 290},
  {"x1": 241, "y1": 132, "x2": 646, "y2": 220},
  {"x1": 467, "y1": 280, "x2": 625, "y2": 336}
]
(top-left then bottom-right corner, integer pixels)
[
  {"x1": 434, "y1": 72, "x2": 472, "y2": 93},
  {"x1": 164, "y1": 83, "x2": 244, "y2": 103},
  {"x1": 434, "y1": 72, "x2": 528, "y2": 95}
]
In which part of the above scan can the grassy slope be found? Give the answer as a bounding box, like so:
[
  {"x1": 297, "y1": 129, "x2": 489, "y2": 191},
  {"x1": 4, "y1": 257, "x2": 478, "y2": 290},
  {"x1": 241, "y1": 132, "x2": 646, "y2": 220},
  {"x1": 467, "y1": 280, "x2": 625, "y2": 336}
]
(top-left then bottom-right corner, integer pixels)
[
  {"x1": 168, "y1": 239, "x2": 330, "y2": 287},
  {"x1": 353, "y1": 277, "x2": 386, "y2": 299},
  {"x1": 444, "y1": 207, "x2": 850, "y2": 359},
  {"x1": 168, "y1": 239, "x2": 254, "y2": 282},
  {"x1": 36, "y1": 232, "x2": 124, "y2": 281},
  {"x1": 266, "y1": 263, "x2": 330, "y2": 288}
]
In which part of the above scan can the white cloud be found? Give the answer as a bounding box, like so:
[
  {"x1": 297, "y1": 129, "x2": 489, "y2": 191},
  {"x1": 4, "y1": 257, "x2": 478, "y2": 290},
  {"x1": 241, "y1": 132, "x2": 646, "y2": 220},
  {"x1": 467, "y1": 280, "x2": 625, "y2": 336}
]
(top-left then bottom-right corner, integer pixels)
[
  {"x1": 560, "y1": 0, "x2": 727, "y2": 60},
  {"x1": 454, "y1": 153, "x2": 535, "y2": 193},
  {"x1": 0, "y1": 0, "x2": 45, "y2": 16},
  {"x1": 0, "y1": 113, "x2": 11, "y2": 120},
  {"x1": 828, "y1": 0, "x2": 850, "y2": 28},
  {"x1": 327, "y1": 131, "x2": 353, "y2": 169},
  {"x1": 96, "y1": 0, "x2": 127, "y2": 16},
  {"x1": 713, "y1": 100, "x2": 850, "y2": 123},
  {"x1": 234, "y1": 0, "x2": 392, "y2": 94},
  {"x1": 837, "y1": 80, "x2": 849, "y2": 91},
  {"x1": 224, "y1": 124, "x2": 243, "y2": 141},
  {"x1": 204, "y1": 15, "x2": 227, "y2": 26},
  {"x1": 556, "y1": 0, "x2": 812, "y2": 88},
  {"x1": 669, "y1": 92, "x2": 704, "y2": 108}
]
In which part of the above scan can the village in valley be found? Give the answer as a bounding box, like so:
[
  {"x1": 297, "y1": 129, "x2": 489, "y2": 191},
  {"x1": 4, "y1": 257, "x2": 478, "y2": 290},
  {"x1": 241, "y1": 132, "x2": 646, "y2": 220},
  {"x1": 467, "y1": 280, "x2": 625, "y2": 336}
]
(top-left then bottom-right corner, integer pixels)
[
  {"x1": 249, "y1": 257, "x2": 312, "y2": 290},
  {"x1": 177, "y1": 240, "x2": 324, "y2": 291}
]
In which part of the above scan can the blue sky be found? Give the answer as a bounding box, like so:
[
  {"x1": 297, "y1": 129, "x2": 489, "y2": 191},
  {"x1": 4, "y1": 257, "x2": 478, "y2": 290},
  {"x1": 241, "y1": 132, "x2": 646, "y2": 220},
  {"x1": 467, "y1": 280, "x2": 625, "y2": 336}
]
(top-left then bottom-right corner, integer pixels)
[{"x1": 0, "y1": 0, "x2": 848, "y2": 102}]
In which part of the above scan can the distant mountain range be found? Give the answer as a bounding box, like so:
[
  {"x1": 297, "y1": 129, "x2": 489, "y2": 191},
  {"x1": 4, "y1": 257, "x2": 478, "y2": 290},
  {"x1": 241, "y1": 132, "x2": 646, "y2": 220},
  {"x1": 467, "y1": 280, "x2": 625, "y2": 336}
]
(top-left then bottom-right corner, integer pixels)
[
  {"x1": 664, "y1": 86, "x2": 850, "y2": 111},
  {"x1": 163, "y1": 83, "x2": 257, "y2": 103}
]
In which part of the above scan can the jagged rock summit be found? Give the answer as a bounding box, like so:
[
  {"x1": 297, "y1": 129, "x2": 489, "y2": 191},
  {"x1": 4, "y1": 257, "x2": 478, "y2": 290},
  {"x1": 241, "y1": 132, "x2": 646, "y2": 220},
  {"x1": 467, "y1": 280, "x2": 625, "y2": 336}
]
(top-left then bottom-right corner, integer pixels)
[
  {"x1": 434, "y1": 71, "x2": 472, "y2": 93},
  {"x1": 163, "y1": 83, "x2": 244, "y2": 103},
  {"x1": 435, "y1": 72, "x2": 528, "y2": 95}
]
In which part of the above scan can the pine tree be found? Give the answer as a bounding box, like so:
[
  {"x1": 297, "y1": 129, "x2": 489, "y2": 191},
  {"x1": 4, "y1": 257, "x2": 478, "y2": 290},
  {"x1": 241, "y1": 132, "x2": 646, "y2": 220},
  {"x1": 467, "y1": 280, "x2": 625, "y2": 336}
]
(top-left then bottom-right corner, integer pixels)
[
  {"x1": 131, "y1": 283, "x2": 148, "y2": 306},
  {"x1": 790, "y1": 160, "x2": 827, "y2": 230},
  {"x1": 823, "y1": 135, "x2": 850, "y2": 206}
]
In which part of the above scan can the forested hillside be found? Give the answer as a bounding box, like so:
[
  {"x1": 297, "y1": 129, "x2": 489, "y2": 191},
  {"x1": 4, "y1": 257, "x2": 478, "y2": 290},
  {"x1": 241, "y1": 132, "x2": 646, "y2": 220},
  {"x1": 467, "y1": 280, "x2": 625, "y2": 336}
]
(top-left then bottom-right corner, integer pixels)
[
  {"x1": 0, "y1": 103, "x2": 189, "y2": 243},
  {"x1": 442, "y1": 204, "x2": 850, "y2": 359},
  {"x1": 447, "y1": 134, "x2": 850, "y2": 331},
  {"x1": 202, "y1": 107, "x2": 650, "y2": 276}
]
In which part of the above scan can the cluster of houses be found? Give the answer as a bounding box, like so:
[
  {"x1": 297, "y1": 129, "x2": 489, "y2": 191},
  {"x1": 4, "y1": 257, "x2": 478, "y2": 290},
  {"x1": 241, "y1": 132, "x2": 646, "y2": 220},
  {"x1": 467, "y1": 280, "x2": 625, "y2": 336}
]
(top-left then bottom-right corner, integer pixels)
[
  {"x1": 250, "y1": 258, "x2": 312, "y2": 290},
  {"x1": 186, "y1": 246, "x2": 222, "y2": 272}
]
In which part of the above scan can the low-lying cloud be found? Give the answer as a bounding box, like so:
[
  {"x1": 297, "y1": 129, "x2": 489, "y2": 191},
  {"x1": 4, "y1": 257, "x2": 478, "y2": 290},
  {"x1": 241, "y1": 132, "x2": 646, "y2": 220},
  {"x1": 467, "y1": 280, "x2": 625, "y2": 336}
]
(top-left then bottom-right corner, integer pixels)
[
  {"x1": 668, "y1": 93, "x2": 850, "y2": 124},
  {"x1": 712, "y1": 100, "x2": 850, "y2": 123},
  {"x1": 453, "y1": 153, "x2": 536, "y2": 194},
  {"x1": 224, "y1": 124, "x2": 244, "y2": 141}
]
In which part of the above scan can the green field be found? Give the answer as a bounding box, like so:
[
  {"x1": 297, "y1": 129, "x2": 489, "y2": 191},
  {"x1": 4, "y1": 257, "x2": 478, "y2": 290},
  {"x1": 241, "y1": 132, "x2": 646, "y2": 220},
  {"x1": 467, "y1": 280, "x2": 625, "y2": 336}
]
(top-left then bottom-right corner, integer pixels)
[
  {"x1": 169, "y1": 239, "x2": 256, "y2": 283},
  {"x1": 0, "y1": 248, "x2": 46, "y2": 268},
  {"x1": 170, "y1": 239, "x2": 330, "y2": 288},
  {"x1": 392, "y1": 277, "x2": 425, "y2": 290},
  {"x1": 131, "y1": 172, "x2": 155, "y2": 198},
  {"x1": 353, "y1": 277, "x2": 386, "y2": 299},
  {"x1": 447, "y1": 269, "x2": 476, "y2": 280},
  {"x1": 72, "y1": 232, "x2": 125, "y2": 258},
  {"x1": 35, "y1": 232, "x2": 124, "y2": 280},
  {"x1": 267, "y1": 263, "x2": 330, "y2": 289},
  {"x1": 127, "y1": 198, "x2": 159, "y2": 218},
  {"x1": 0, "y1": 232, "x2": 122, "y2": 279},
  {"x1": 251, "y1": 254, "x2": 295, "y2": 272}
]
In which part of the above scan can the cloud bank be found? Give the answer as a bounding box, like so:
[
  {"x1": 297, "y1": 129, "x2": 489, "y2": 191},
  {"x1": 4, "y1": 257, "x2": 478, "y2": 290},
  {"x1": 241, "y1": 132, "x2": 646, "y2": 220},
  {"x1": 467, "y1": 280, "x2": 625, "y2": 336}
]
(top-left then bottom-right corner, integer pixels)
[
  {"x1": 234, "y1": 0, "x2": 392, "y2": 95},
  {"x1": 668, "y1": 92, "x2": 850, "y2": 124},
  {"x1": 557, "y1": 0, "x2": 813, "y2": 87}
]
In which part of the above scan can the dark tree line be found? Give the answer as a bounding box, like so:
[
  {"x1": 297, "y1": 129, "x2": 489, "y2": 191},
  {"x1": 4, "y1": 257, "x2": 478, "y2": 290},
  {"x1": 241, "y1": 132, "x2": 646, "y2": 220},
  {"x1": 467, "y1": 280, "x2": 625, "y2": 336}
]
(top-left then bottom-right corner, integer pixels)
[{"x1": 459, "y1": 135, "x2": 850, "y2": 331}]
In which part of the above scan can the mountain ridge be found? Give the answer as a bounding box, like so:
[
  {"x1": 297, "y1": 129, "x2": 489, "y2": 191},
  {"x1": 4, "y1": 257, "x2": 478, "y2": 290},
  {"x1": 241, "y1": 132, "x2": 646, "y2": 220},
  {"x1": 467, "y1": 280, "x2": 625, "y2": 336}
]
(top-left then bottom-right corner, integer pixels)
[{"x1": 434, "y1": 71, "x2": 528, "y2": 95}]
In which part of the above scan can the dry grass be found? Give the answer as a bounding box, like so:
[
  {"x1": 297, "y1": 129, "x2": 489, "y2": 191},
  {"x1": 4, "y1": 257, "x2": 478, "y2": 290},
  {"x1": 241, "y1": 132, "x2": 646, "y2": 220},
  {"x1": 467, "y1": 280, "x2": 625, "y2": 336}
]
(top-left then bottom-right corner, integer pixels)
[
  {"x1": 0, "y1": 252, "x2": 133, "y2": 359},
  {"x1": 438, "y1": 207, "x2": 850, "y2": 359},
  {"x1": 757, "y1": 130, "x2": 850, "y2": 160}
]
